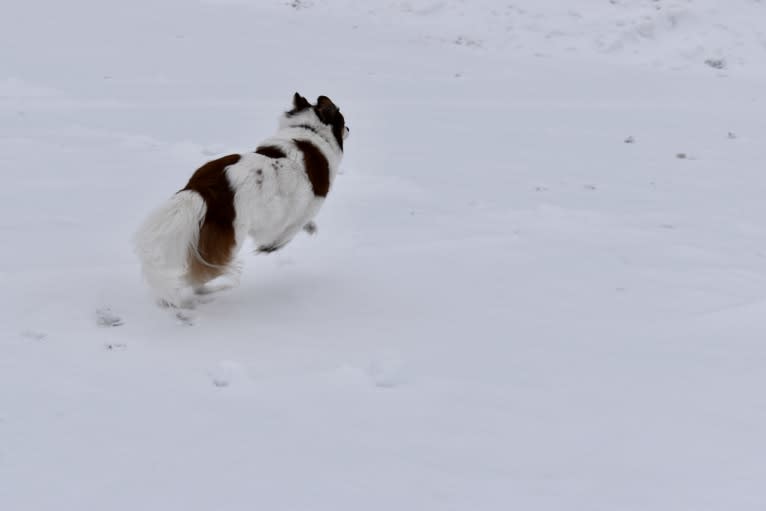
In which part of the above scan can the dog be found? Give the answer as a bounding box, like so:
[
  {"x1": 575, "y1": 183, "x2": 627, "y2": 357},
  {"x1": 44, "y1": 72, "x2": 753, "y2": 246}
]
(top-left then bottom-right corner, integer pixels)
[{"x1": 133, "y1": 93, "x2": 349, "y2": 307}]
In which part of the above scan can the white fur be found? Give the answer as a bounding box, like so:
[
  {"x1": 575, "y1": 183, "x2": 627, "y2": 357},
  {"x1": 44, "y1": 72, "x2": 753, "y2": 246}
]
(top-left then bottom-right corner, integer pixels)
[
  {"x1": 132, "y1": 190, "x2": 206, "y2": 305},
  {"x1": 133, "y1": 103, "x2": 346, "y2": 306}
]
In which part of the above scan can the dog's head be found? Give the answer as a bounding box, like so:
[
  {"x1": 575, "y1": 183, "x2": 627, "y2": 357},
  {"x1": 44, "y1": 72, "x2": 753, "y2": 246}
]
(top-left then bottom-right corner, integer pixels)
[{"x1": 284, "y1": 92, "x2": 349, "y2": 150}]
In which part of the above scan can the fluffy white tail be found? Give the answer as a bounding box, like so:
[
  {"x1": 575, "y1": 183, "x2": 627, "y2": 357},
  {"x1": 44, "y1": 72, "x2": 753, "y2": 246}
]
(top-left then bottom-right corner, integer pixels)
[{"x1": 133, "y1": 190, "x2": 206, "y2": 305}]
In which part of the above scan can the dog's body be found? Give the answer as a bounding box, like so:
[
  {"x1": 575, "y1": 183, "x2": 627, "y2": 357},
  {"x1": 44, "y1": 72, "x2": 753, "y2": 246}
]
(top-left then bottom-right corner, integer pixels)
[{"x1": 133, "y1": 93, "x2": 348, "y2": 307}]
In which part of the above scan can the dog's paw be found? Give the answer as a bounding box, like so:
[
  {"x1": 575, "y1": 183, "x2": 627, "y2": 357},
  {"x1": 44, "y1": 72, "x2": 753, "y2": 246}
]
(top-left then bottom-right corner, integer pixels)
[
  {"x1": 194, "y1": 282, "x2": 236, "y2": 297},
  {"x1": 156, "y1": 298, "x2": 175, "y2": 309},
  {"x1": 256, "y1": 244, "x2": 281, "y2": 254},
  {"x1": 303, "y1": 221, "x2": 318, "y2": 235},
  {"x1": 256, "y1": 240, "x2": 290, "y2": 254},
  {"x1": 156, "y1": 296, "x2": 197, "y2": 310}
]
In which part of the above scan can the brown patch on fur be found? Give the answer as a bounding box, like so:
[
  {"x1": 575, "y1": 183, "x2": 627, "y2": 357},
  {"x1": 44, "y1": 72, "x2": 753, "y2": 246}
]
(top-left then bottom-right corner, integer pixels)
[
  {"x1": 180, "y1": 153, "x2": 241, "y2": 285},
  {"x1": 255, "y1": 145, "x2": 286, "y2": 159},
  {"x1": 293, "y1": 139, "x2": 330, "y2": 197},
  {"x1": 314, "y1": 96, "x2": 346, "y2": 151}
]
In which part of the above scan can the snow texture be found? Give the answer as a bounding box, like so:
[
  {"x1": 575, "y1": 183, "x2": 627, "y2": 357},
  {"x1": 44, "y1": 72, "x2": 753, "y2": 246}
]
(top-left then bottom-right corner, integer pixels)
[{"x1": 1, "y1": 0, "x2": 766, "y2": 510}]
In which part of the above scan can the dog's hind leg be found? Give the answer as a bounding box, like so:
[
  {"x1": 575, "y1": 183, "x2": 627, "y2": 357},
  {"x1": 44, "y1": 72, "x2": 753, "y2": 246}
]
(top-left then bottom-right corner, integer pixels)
[{"x1": 186, "y1": 214, "x2": 237, "y2": 284}]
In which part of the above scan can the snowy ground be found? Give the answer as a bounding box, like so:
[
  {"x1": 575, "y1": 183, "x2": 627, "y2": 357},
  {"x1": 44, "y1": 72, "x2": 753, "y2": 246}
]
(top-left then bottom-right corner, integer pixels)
[{"x1": 2, "y1": 1, "x2": 766, "y2": 509}]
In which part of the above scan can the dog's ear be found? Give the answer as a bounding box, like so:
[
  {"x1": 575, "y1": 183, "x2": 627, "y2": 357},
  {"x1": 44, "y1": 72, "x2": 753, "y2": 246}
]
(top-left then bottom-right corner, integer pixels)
[
  {"x1": 293, "y1": 92, "x2": 311, "y2": 110},
  {"x1": 314, "y1": 95, "x2": 338, "y2": 124}
]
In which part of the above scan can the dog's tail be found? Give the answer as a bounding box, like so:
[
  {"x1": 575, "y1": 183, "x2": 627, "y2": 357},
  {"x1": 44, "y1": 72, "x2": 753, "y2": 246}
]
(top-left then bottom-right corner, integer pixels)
[{"x1": 132, "y1": 190, "x2": 206, "y2": 305}]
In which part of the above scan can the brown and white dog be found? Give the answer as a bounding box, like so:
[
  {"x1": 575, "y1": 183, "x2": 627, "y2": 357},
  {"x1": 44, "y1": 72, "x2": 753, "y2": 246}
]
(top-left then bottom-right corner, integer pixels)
[{"x1": 133, "y1": 93, "x2": 349, "y2": 307}]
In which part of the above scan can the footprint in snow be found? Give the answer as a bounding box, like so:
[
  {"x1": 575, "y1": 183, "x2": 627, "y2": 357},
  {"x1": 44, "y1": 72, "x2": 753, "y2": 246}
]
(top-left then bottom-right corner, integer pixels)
[
  {"x1": 208, "y1": 361, "x2": 249, "y2": 388},
  {"x1": 20, "y1": 329, "x2": 47, "y2": 341},
  {"x1": 329, "y1": 358, "x2": 410, "y2": 389},
  {"x1": 96, "y1": 307, "x2": 123, "y2": 327},
  {"x1": 368, "y1": 357, "x2": 409, "y2": 389},
  {"x1": 175, "y1": 310, "x2": 195, "y2": 326}
]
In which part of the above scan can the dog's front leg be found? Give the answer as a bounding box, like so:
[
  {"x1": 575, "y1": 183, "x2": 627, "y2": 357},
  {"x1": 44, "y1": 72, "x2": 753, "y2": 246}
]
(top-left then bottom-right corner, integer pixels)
[{"x1": 257, "y1": 220, "x2": 318, "y2": 254}]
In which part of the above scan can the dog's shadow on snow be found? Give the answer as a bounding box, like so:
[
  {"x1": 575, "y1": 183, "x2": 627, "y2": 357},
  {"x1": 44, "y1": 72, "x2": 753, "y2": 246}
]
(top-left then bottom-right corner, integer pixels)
[{"x1": 203, "y1": 269, "x2": 342, "y2": 321}]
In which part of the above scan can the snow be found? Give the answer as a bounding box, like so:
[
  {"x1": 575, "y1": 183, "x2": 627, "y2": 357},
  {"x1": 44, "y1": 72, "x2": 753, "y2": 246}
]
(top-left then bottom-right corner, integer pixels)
[{"x1": 2, "y1": 0, "x2": 766, "y2": 509}]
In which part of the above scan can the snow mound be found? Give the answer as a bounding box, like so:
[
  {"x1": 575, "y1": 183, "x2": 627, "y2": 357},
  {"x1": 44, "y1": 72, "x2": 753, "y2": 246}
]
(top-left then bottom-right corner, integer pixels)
[{"x1": 262, "y1": 0, "x2": 766, "y2": 72}]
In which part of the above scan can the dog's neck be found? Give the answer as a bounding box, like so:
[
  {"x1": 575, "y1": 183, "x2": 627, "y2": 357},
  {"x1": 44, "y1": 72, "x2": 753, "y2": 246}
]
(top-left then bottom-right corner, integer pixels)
[
  {"x1": 289, "y1": 123, "x2": 338, "y2": 153},
  {"x1": 294, "y1": 124, "x2": 318, "y2": 135}
]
